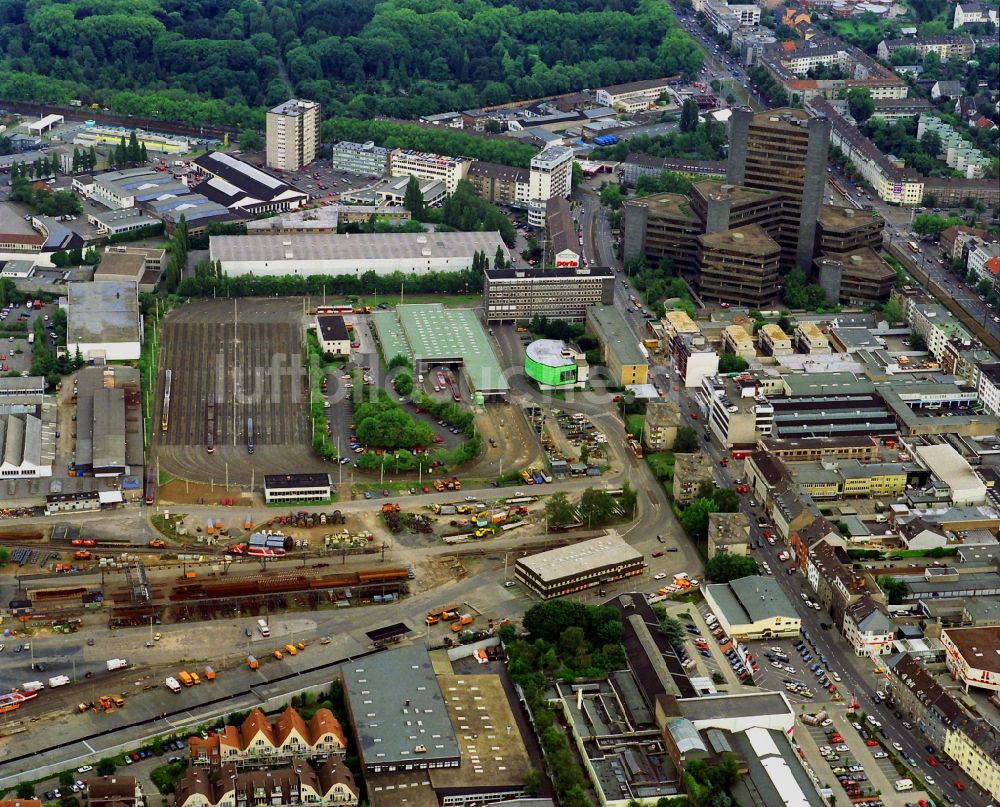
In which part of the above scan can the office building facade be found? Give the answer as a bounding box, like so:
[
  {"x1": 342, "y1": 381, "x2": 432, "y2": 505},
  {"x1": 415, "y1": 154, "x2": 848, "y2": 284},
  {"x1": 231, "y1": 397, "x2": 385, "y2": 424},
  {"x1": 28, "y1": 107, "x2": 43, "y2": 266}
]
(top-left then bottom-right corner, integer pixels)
[
  {"x1": 483, "y1": 265, "x2": 615, "y2": 323},
  {"x1": 727, "y1": 108, "x2": 830, "y2": 271}
]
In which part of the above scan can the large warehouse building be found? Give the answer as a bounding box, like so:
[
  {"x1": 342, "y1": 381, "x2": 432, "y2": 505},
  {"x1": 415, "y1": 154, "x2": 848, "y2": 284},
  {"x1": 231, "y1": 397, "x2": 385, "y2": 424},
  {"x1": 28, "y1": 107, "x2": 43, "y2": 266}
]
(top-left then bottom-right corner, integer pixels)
[
  {"x1": 515, "y1": 533, "x2": 644, "y2": 598},
  {"x1": 67, "y1": 281, "x2": 142, "y2": 361},
  {"x1": 209, "y1": 231, "x2": 507, "y2": 278},
  {"x1": 371, "y1": 304, "x2": 508, "y2": 400}
]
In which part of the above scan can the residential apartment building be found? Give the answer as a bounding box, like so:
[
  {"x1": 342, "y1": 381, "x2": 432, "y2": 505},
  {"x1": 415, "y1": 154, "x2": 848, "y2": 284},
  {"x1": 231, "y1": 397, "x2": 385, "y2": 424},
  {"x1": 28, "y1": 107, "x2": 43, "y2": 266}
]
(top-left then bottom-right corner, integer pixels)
[
  {"x1": 918, "y1": 115, "x2": 989, "y2": 179},
  {"x1": 88, "y1": 777, "x2": 140, "y2": 807},
  {"x1": 870, "y1": 97, "x2": 933, "y2": 123},
  {"x1": 805, "y1": 539, "x2": 882, "y2": 629},
  {"x1": 673, "y1": 332, "x2": 720, "y2": 389},
  {"x1": 945, "y1": 723, "x2": 1000, "y2": 802},
  {"x1": 528, "y1": 146, "x2": 573, "y2": 202},
  {"x1": 329, "y1": 141, "x2": 389, "y2": 177},
  {"x1": 793, "y1": 322, "x2": 831, "y2": 354},
  {"x1": 674, "y1": 452, "x2": 716, "y2": 504},
  {"x1": 266, "y1": 99, "x2": 320, "y2": 172},
  {"x1": 188, "y1": 706, "x2": 348, "y2": 766},
  {"x1": 644, "y1": 400, "x2": 682, "y2": 451},
  {"x1": 953, "y1": 1, "x2": 998, "y2": 27},
  {"x1": 885, "y1": 652, "x2": 965, "y2": 749},
  {"x1": 698, "y1": 225, "x2": 781, "y2": 307},
  {"x1": 761, "y1": 435, "x2": 881, "y2": 463},
  {"x1": 387, "y1": 149, "x2": 471, "y2": 194},
  {"x1": 758, "y1": 324, "x2": 792, "y2": 357},
  {"x1": 807, "y1": 97, "x2": 925, "y2": 206},
  {"x1": 726, "y1": 108, "x2": 830, "y2": 271},
  {"x1": 587, "y1": 305, "x2": 649, "y2": 386},
  {"x1": 842, "y1": 595, "x2": 895, "y2": 657},
  {"x1": 941, "y1": 627, "x2": 1000, "y2": 694},
  {"x1": 722, "y1": 324, "x2": 756, "y2": 359},
  {"x1": 175, "y1": 759, "x2": 359, "y2": 807},
  {"x1": 482, "y1": 265, "x2": 615, "y2": 323},
  {"x1": 876, "y1": 35, "x2": 991, "y2": 63},
  {"x1": 595, "y1": 78, "x2": 675, "y2": 113},
  {"x1": 978, "y1": 363, "x2": 1000, "y2": 417},
  {"x1": 707, "y1": 511, "x2": 751, "y2": 558},
  {"x1": 467, "y1": 161, "x2": 529, "y2": 206}
]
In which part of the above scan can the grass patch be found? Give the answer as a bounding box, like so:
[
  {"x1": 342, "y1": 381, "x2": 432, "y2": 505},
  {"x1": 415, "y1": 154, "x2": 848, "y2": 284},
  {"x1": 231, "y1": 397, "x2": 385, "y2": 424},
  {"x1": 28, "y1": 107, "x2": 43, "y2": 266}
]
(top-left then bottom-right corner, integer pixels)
[
  {"x1": 625, "y1": 414, "x2": 645, "y2": 438},
  {"x1": 646, "y1": 451, "x2": 675, "y2": 482},
  {"x1": 151, "y1": 513, "x2": 187, "y2": 542},
  {"x1": 306, "y1": 331, "x2": 338, "y2": 462}
]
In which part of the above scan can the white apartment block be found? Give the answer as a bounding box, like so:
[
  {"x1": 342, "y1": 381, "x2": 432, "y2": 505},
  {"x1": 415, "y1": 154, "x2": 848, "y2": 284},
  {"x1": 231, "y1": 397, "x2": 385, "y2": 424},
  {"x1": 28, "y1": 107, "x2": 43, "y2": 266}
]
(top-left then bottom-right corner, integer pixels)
[
  {"x1": 528, "y1": 146, "x2": 573, "y2": 202},
  {"x1": 953, "y1": 2, "x2": 997, "y2": 27},
  {"x1": 387, "y1": 149, "x2": 470, "y2": 194},
  {"x1": 843, "y1": 597, "x2": 895, "y2": 657},
  {"x1": 266, "y1": 99, "x2": 320, "y2": 172},
  {"x1": 978, "y1": 364, "x2": 1000, "y2": 417},
  {"x1": 966, "y1": 238, "x2": 1000, "y2": 283}
]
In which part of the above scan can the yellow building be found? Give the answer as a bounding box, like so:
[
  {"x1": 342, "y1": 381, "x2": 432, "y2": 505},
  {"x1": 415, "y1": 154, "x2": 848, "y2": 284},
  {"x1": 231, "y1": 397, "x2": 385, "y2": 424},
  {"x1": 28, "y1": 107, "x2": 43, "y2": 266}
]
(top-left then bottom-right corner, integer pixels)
[
  {"x1": 944, "y1": 723, "x2": 1000, "y2": 802},
  {"x1": 662, "y1": 309, "x2": 700, "y2": 342},
  {"x1": 790, "y1": 459, "x2": 911, "y2": 500},
  {"x1": 587, "y1": 305, "x2": 649, "y2": 387},
  {"x1": 722, "y1": 324, "x2": 756, "y2": 359}
]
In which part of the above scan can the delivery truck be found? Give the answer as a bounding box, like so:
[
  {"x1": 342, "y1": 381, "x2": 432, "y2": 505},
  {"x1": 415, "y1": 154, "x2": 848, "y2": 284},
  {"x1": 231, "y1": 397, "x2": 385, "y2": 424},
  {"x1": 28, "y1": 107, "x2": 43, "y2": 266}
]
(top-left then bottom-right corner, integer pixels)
[
  {"x1": 106, "y1": 658, "x2": 128, "y2": 671},
  {"x1": 177, "y1": 671, "x2": 194, "y2": 687},
  {"x1": 257, "y1": 618, "x2": 270, "y2": 637},
  {"x1": 165, "y1": 677, "x2": 182, "y2": 693},
  {"x1": 23, "y1": 680, "x2": 44, "y2": 692},
  {"x1": 48, "y1": 675, "x2": 71, "y2": 688}
]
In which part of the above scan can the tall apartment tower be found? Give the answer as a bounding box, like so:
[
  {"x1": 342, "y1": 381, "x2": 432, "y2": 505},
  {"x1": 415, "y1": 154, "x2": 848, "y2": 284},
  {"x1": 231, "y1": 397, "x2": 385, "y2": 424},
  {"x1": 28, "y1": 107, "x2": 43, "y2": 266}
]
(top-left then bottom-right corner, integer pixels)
[
  {"x1": 529, "y1": 146, "x2": 574, "y2": 202},
  {"x1": 726, "y1": 107, "x2": 830, "y2": 272},
  {"x1": 266, "y1": 99, "x2": 320, "y2": 172}
]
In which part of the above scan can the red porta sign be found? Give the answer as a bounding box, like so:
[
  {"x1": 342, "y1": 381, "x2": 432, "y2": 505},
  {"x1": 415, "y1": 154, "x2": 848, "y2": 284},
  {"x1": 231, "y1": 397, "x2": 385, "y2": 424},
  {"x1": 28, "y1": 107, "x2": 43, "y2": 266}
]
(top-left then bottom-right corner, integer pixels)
[{"x1": 555, "y1": 260, "x2": 578, "y2": 268}]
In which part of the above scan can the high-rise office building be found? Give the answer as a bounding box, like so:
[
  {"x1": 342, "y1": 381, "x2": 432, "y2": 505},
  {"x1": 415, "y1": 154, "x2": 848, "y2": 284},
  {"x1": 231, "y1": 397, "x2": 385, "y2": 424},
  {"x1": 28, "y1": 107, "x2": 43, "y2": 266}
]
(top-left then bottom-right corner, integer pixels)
[
  {"x1": 726, "y1": 107, "x2": 830, "y2": 271},
  {"x1": 266, "y1": 99, "x2": 321, "y2": 172}
]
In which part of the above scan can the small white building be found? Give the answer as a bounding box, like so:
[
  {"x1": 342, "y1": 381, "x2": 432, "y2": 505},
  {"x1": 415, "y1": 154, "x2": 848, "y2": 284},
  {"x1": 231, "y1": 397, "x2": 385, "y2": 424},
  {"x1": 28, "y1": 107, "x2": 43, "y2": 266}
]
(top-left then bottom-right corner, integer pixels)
[
  {"x1": 315, "y1": 316, "x2": 351, "y2": 356},
  {"x1": 842, "y1": 595, "x2": 895, "y2": 657},
  {"x1": 263, "y1": 473, "x2": 332, "y2": 504}
]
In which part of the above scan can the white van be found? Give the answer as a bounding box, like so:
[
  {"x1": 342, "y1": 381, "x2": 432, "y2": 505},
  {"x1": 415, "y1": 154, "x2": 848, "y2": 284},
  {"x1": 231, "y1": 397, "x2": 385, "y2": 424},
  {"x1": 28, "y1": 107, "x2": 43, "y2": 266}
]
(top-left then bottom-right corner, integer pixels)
[{"x1": 893, "y1": 779, "x2": 913, "y2": 792}]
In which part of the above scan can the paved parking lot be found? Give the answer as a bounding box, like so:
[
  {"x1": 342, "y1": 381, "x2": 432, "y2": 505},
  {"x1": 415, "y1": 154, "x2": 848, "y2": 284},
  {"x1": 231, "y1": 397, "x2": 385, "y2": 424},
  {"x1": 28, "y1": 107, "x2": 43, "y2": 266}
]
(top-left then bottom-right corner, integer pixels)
[{"x1": 794, "y1": 708, "x2": 934, "y2": 807}]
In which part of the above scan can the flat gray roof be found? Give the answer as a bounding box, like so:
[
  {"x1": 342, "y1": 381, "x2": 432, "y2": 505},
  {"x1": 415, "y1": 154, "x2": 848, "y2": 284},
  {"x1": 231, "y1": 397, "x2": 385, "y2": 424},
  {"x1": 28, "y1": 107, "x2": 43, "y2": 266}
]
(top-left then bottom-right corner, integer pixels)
[
  {"x1": 678, "y1": 692, "x2": 792, "y2": 723},
  {"x1": 708, "y1": 575, "x2": 799, "y2": 625},
  {"x1": 67, "y1": 282, "x2": 141, "y2": 346},
  {"x1": 525, "y1": 339, "x2": 578, "y2": 369},
  {"x1": 782, "y1": 372, "x2": 875, "y2": 396},
  {"x1": 92, "y1": 387, "x2": 126, "y2": 470},
  {"x1": 588, "y1": 305, "x2": 647, "y2": 367},
  {"x1": 517, "y1": 534, "x2": 642, "y2": 583},
  {"x1": 342, "y1": 644, "x2": 460, "y2": 768},
  {"x1": 209, "y1": 231, "x2": 505, "y2": 263}
]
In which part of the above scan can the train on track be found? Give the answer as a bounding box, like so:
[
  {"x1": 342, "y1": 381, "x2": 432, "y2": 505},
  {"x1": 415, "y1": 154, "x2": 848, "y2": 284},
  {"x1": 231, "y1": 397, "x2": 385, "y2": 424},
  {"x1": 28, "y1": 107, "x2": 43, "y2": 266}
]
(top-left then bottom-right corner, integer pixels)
[
  {"x1": 0, "y1": 689, "x2": 38, "y2": 714},
  {"x1": 161, "y1": 369, "x2": 172, "y2": 432},
  {"x1": 145, "y1": 466, "x2": 156, "y2": 506},
  {"x1": 206, "y1": 394, "x2": 215, "y2": 454}
]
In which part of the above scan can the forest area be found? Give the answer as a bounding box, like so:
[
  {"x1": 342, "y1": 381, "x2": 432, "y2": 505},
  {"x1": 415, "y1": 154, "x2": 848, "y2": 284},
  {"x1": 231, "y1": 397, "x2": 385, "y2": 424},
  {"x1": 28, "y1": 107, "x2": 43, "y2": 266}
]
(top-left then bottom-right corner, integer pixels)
[{"x1": 0, "y1": 0, "x2": 702, "y2": 128}]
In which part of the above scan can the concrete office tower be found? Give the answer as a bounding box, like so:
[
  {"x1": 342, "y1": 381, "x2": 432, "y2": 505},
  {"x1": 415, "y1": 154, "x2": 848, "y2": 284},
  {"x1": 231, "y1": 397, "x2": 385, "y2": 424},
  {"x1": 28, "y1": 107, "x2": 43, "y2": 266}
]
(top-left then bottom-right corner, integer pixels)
[
  {"x1": 727, "y1": 107, "x2": 830, "y2": 272},
  {"x1": 698, "y1": 225, "x2": 781, "y2": 307},
  {"x1": 266, "y1": 99, "x2": 321, "y2": 172}
]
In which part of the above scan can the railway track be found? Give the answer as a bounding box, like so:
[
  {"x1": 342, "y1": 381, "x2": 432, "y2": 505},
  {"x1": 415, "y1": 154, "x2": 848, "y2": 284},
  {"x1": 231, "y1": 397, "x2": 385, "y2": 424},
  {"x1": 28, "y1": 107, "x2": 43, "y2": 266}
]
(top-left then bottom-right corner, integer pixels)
[{"x1": 0, "y1": 99, "x2": 234, "y2": 140}]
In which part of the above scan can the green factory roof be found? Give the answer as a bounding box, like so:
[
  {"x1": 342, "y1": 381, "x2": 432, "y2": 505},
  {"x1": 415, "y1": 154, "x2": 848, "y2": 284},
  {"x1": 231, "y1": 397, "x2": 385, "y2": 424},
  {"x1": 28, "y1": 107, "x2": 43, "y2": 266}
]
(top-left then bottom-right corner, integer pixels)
[{"x1": 379, "y1": 304, "x2": 508, "y2": 394}]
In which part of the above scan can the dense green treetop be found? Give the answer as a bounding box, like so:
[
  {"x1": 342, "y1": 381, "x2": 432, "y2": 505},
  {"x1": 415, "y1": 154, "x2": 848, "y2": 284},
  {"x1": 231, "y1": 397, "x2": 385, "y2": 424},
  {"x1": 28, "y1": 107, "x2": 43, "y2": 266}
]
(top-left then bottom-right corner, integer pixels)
[{"x1": 0, "y1": 0, "x2": 702, "y2": 125}]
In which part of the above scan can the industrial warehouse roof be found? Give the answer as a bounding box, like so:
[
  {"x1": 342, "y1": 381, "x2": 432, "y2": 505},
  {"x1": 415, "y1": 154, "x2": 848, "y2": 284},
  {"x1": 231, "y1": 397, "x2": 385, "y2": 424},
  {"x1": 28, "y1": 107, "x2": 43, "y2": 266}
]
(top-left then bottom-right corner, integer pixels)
[
  {"x1": 341, "y1": 644, "x2": 459, "y2": 767},
  {"x1": 67, "y1": 281, "x2": 141, "y2": 346},
  {"x1": 517, "y1": 533, "x2": 642, "y2": 583},
  {"x1": 525, "y1": 339, "x2": 578, "y2": 369},
  {"x1": 587, "y1": 305, "x2": 647, "y2": 367},
  {"x1": 374, "y1": 304, "x2": 508, "y2": 394},
  {"x1": 706, "y1": 575, "x2": 798, "y2": 626},
  {"x1": 429, "y1": 674, "x2": 532, "y2": 791},
  {"x1": 209, "y1": 231, "x2": 506, "y2": 264}
]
